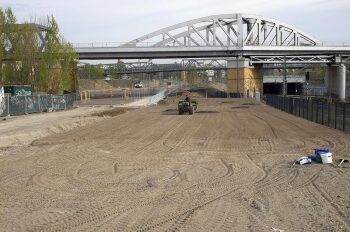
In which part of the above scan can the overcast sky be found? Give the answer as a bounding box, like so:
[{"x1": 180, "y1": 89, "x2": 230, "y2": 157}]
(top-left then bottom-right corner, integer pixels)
[{"x1": 2, "y1": 0, "x2": 350, "y2": 44}]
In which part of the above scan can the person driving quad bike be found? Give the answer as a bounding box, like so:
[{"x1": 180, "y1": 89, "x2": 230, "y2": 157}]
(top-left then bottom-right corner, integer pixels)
[{"x1": 184, "y1": 94, "x2": 191, "y2": 105}]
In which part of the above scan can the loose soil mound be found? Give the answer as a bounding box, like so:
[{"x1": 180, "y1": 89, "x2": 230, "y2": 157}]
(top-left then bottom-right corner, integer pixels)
[{"x1": 91, "y1": 107, "x2": 131, "y2": 117}]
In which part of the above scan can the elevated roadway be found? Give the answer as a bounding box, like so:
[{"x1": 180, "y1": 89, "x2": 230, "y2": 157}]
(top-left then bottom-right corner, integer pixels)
[{"x1": 75, "y1": 45, "x2": 350, "y2": 60}]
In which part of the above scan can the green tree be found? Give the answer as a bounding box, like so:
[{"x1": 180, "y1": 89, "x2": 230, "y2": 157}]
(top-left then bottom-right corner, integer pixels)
[
  {"x1": 1, "y1": 8, "x2": 77, "y2": 93},
  {"x1": 0, "y1": 9, "x2": 5, "y2": 85},
  {"x1": 60, "y1": 42, "x2": 77, "y2": 91},
  {"x1": 109, "y1": 59, "x2": 126, "y2": 79},
  {"x1": 308, "y1": 64, "x2": 325, "y2": 82},
  {"x1": 36, "y1": 15, "x2": 77, "y2": 93},
  {"x1": 80, "y1": 64, "x2": 104, "y2": 80},
  {"x1": 16, "y1": 23, "x2": 41, "y2": 87},
  {"x1": 2, "y1": 8, "x2": 18, "y2": 85},
  {"x1": 38, "y1": 15, "x2": 62, "y2": 92},
  {"x1": 187, "y1": 67, "x2": 200, "y2": 85}
]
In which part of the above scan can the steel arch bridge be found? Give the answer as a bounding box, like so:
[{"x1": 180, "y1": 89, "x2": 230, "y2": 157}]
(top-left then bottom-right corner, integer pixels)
[
  {"x1": 75, "y1": 13, "x2": 350, "y2": 61},
  {"x1": 121, "y1": 13, "x2": 319, "y2": 48}
]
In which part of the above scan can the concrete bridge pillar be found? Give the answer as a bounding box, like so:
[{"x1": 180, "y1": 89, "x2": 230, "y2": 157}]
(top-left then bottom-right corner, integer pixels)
[
  {"x1": 337, "y1": 64, "x2": 346, "y2": 100},
  {"x1": 325, "y1": 64, "x2": 346, "y2": 100},
  {"x1": 226, "y1": 58, "x2": 263, "y2": 97}
]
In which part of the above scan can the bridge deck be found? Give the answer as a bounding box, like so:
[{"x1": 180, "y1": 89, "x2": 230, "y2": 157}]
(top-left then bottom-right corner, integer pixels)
[{"x1": 76, "y1": 46, "x2": 350, "y2": 60}]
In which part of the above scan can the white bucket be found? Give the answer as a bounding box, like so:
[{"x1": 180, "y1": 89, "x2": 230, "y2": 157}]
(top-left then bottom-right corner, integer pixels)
[{"x1": 320, "y1": 152, "x2": 333, "y2": 164}]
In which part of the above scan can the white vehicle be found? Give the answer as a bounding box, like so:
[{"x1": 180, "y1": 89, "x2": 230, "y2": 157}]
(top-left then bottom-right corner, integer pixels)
[{"x1": 134, "y1": 81, "x2": 143, "y2": 88}]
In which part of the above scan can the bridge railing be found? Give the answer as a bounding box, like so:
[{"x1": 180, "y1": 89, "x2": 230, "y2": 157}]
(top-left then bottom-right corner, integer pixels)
[
  {"x1": 73, "y1": 41, "x2": 232, "y2": 48},
  {"x1": 318, "y1": 41, "x2": 350, "y2": 47},
  {"x1": 73, "y1": 42, "x2": 128, "y2": 48},
  {"x1": 265, "y1": 95, "x2": 350, "y2": 133},
  {"x1": 72, "y1": 41, "x2": 350, "y2": 48}
]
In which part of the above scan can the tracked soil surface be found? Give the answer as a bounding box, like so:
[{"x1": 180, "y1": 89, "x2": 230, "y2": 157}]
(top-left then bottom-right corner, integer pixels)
[{"x1": 1, "y1": 97, "x2": 350, "y2": 232}]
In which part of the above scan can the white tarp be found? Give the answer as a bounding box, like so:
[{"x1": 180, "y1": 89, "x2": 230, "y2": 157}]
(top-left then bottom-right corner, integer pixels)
[{"x1": 0, "y1": 87, "x2": 5, "y2": 116}]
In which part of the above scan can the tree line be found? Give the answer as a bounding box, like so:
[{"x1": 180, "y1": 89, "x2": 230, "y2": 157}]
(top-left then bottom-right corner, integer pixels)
[{"x1": 0, "y1": 7, "x2": 77, "y2": 93}]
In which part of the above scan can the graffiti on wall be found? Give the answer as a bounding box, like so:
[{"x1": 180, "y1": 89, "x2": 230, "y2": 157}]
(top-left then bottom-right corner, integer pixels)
[{"x1": 14, "y1": 89, "x2": 32, "y2": 96}]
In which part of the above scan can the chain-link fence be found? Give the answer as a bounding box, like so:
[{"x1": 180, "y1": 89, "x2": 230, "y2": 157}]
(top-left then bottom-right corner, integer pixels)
[
  {"x1": 77, "y1": 78, "x2": 171, "y2": 106},
  {"x1": 265, "y1": 95, "x2": 350, "y2": 133},
  {"x1": 0, "y1": 93, "x2": 77, "y2": 117}
]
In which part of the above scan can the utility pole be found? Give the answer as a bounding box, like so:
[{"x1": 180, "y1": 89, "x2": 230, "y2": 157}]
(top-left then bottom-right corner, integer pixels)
[
  {"x1": 283, "y1": 56, "x2": 287, "y2": 96},
  {"x1": 236, "y1": 56, "x2": 239, "y2": 98}
]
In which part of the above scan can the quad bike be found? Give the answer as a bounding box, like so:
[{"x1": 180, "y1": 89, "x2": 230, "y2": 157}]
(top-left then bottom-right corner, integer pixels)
[{"x1": 178, "y1": 100, "x2": 197, "y2": 115}]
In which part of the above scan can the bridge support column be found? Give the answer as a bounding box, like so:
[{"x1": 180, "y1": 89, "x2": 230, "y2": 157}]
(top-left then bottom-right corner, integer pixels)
[
  {"x1": 227, "y1": 58, "x2": 263, "y2": 98},
  {"x1": 325, "y1": 64, "x2": 346, "y2": 100}
]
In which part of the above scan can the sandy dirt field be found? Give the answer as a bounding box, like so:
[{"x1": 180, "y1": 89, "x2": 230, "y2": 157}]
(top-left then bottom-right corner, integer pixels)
[
  {"x1": 0, "y1": 106, "x2": 117, "y2": 148},
  {"x1": 0, "y1": 94, "x2": 350, "y2": 232}
]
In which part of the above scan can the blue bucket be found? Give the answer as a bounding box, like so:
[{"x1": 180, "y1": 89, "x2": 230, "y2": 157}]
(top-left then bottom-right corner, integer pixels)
[{"x1": 315, "y1": 148, "x2": 329, "y2": 156}]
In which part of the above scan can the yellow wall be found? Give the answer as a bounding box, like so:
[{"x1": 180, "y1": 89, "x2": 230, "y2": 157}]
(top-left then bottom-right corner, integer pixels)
[{"x1": 227, "y1": 67, "x2": 263, "y2": 96}]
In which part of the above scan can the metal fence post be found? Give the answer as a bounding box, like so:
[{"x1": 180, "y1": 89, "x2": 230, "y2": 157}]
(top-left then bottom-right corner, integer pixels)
[
  {"x1": 328, "y1": 102, "x2": 330, "y2": 127},
  {"x1": 343, "y1": 102, "x2": 346, "y2": 132},
  {"x1": 315, "y1": 100, "x2": 318, "y2": 123},
  {"x1": 334, "y1": 102, "x2": 337, "y2": 129},
  {"x1": 279, "y1": 96, "x2": 282, "y2": 110},
  {"x1": 301, "y1": 99, "x2": 305, "y2": 118},
  {"x1": 38, "y1": 95, "x2": 41, "y2": 112},
  {"x1": 311, "y1": 100, "x2": 314, "y2": 122},
  {"x1": 306, "y1": 99, "x2": 308, "y2": 119},
  {"x1": 321, "y1": 101, "x2": 324, "y2": 125},
  {"x1": 7, "y1": 96, "x2": 10, "y2": 117},
  {"x1": 25, "y1": 95, "x2": 28, "y2": 114},
  {"x1": 284, "y1": 97, "x2": 286, "y2": 112},
  {"x1": 64, "y1": 95, "x2": 67, "y2": 110},
  {"x1": 51, "y1": 94, "x2": 54, "y2": 110},
  {"x1": 347, "y1": 103, "x2": 349, "y2": 133}
]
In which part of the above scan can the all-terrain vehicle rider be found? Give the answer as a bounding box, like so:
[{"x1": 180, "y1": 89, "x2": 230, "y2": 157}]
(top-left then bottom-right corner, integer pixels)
[
  {"x1": 178, "y1": 93, "x2": 197, "y2": 115},
  {"x1": 184, "y1": 95, "x2": 191, "y2": 105}
]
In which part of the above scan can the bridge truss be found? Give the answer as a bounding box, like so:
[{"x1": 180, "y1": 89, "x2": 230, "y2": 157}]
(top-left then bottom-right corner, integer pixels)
[
  {"x1": 91, "y1": 54, "x2": 350, "y2": 75},
  {"x1": 122, "y1": 14, "x2": 318, "y2": 48},
  {"x1": 101, "y1": 59, "x2": 226, "y2": 74}
]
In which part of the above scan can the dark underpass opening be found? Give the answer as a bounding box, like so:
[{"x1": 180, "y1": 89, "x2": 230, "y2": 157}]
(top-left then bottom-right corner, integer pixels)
[
  {"x1": 263, "y1": 83, "x2": 282, "y2": 95},
  {"x1": 287, "y1": 83, "x2": 303, "y2": 95},
  {"x1": 264, "y1": 83, "x2": 303, "y2": 95}
]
